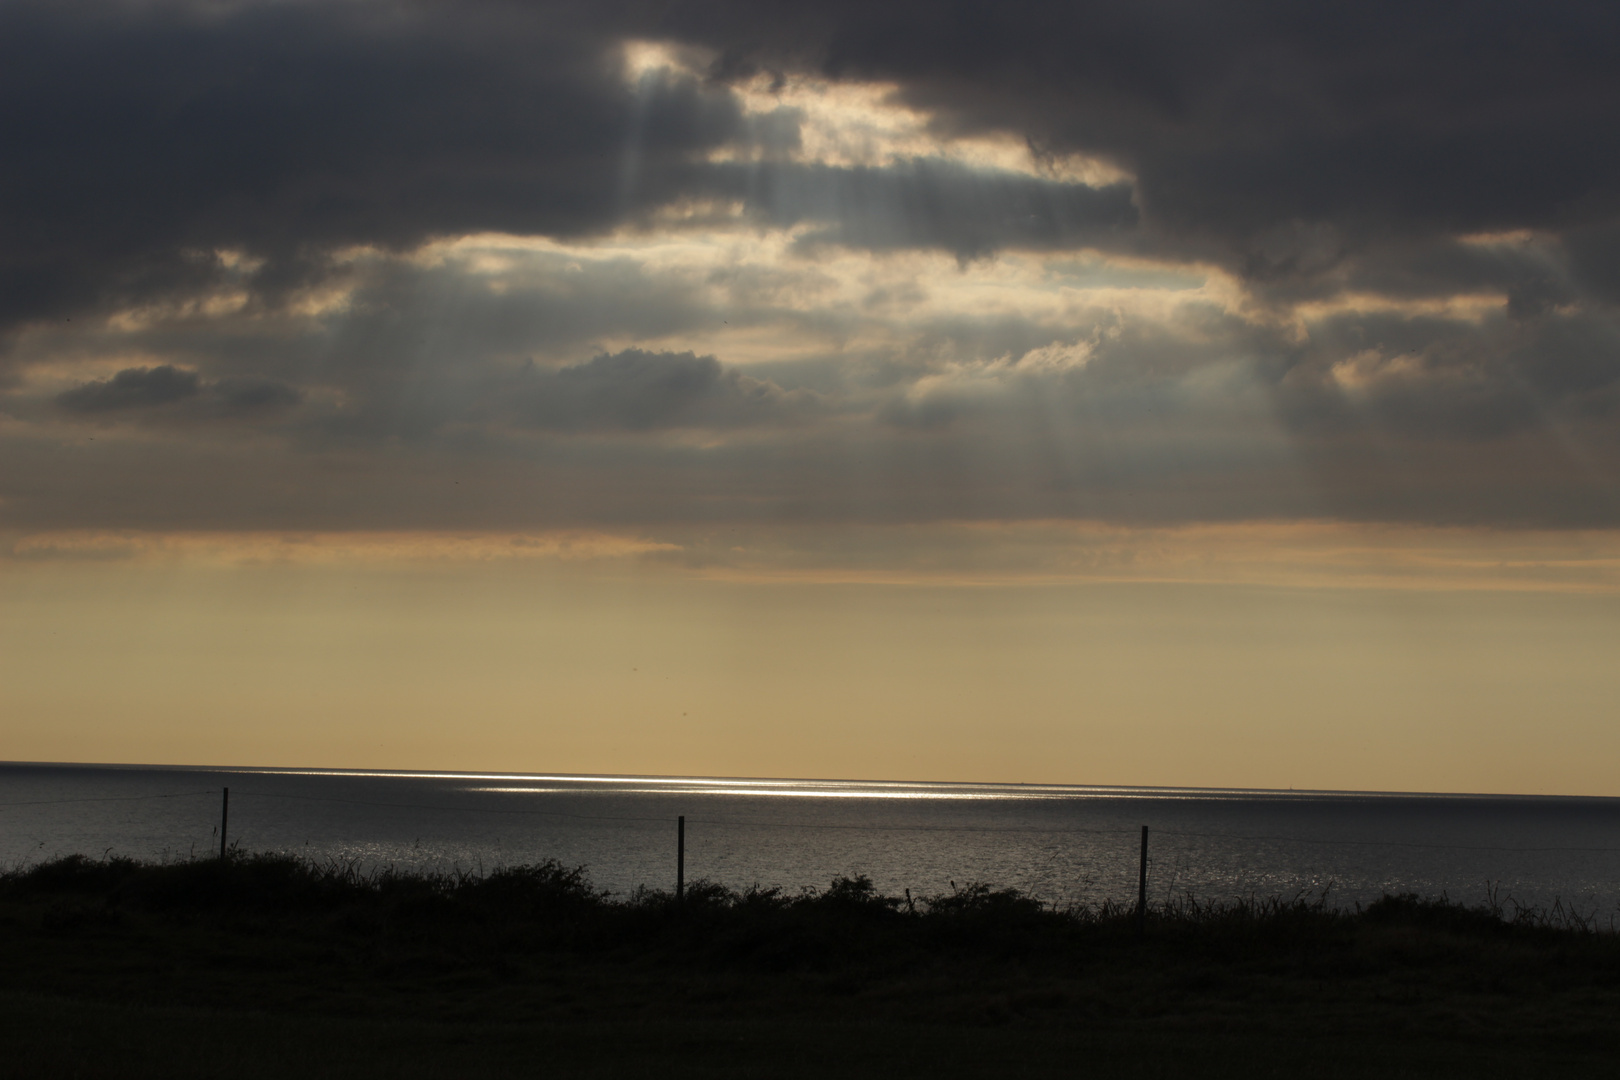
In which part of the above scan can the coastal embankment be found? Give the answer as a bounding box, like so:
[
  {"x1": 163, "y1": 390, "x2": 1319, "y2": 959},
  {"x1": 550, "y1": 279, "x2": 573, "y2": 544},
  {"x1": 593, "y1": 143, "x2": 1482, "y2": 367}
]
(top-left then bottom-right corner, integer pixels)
[{"x1": 5, "y1": 851, "x2": 1619, "y2": 1078}]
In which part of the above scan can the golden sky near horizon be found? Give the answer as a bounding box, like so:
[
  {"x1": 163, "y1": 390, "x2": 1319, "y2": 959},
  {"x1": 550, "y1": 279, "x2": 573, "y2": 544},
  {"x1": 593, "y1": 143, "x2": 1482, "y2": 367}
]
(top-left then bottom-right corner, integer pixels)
[
  {"x1": 5, "y1": 8, "x2": 1620, "y2": 795},
  {"x1": 7, "y1": 532, "x2": 1620, "y2": 795}
]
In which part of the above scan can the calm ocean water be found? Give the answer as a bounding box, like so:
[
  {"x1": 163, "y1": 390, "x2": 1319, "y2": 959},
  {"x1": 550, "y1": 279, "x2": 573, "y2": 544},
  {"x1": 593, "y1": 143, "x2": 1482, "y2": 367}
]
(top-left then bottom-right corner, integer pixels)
[{"x1": 5, "y1": 762, "x2": 1620, "y2": 917}]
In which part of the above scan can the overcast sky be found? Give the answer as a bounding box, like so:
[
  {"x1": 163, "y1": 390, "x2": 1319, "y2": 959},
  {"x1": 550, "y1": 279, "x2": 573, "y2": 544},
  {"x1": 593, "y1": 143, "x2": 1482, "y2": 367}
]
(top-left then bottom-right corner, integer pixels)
[{"x1": 5, "y1": 1, "x2": 1620, "y2": 790}]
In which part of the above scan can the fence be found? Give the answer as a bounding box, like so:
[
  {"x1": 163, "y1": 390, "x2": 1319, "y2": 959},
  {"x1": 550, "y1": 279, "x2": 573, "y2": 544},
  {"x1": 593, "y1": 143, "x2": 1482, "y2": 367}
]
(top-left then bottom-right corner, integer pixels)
[{"x1": 5, "y1": 783, "x2": 1620, "y2": 919}]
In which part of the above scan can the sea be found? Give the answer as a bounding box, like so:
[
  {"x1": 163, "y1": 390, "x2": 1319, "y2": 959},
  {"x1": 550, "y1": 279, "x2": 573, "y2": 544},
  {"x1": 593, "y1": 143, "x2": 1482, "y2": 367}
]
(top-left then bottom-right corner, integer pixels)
[{"x1": 4, "y1": 761, "x2": 1619, "y2": 919}]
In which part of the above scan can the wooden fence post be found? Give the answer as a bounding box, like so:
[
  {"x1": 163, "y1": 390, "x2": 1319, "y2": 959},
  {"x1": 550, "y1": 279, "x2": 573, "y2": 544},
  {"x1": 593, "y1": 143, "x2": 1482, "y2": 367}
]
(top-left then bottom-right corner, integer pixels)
[{"x1": 1136, "y1": 825, "x2": 1149, "y2": 937}]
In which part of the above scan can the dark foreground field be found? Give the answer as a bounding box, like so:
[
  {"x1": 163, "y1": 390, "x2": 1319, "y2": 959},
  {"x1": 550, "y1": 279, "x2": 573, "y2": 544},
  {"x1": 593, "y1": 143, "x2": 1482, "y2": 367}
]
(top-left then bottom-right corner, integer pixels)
[{"x1": 4, "y1": 853, "x2": 1618, "y2": 1078}]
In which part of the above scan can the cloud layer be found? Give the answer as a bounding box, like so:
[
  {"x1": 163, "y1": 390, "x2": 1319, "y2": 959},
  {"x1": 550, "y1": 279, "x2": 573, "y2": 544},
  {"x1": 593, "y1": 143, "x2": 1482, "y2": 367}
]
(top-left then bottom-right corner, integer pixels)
[{"x1": 2, "y1": 0, "x2": 1618, "y2": 552}]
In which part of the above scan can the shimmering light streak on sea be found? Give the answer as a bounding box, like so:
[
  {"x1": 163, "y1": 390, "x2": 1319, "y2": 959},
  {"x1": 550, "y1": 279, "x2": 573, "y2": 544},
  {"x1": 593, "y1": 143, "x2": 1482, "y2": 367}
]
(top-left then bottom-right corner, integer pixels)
[{"x1": 4, "y1": 763, "x2": 1619, "y2": 916}]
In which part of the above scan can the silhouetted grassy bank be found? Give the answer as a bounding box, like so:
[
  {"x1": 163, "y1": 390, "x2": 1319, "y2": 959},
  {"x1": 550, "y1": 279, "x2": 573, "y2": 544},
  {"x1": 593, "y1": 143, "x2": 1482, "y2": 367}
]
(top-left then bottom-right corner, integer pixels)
[{"x1": 5, "y1": 852, "x2": 1620, "y2": 1077}]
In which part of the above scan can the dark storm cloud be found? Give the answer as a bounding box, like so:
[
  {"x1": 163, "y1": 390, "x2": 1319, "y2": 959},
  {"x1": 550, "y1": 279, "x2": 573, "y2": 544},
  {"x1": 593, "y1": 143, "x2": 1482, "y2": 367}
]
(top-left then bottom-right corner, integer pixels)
[
  {"x1": 4, "y1": 243, "x2": 826, "y2": 444},
  {"x1": 55, "y1": 365, "x2": 301, "y2": 419},
  {"x1": 508, "y1": 349, "x2": 810, "y2": 431},
  {"x1": 1322, "y1": 237, "x2": 1581, "y2": 310},
  {"x1": 5, "y1": 0, "x2": 1620, "y2": 538},
  {"x1": 7, "y1": 294, "x2": 1618, "y2": 532},
  {"x1": 657, "y1": 1, "x2": 1620, "y2": 256},
  {"x1": 1565, "y1": 223, "x2": 1620, "y2": 306},
  {"x1": 868, "y1": 293, "x2": 1620, "y2": 454},
  {"x1": 0, "y1": 0, "x2": 746, "y2": 332},
  {"x1": 55, "y1": 365, "x2": 200, "y2": 412},
  {"x1": 0, "y1": 0, "x2": 1142, "y2": 340},
  {"x1": 212, "y1": 376, "x2": 305, "y2": 414},
  {"x1": 1267, "y1": 302, "x2": 1620, "y2": 442},
  {"x1": 7, "y1": 0, "x2": 1620, "y2": 322}
]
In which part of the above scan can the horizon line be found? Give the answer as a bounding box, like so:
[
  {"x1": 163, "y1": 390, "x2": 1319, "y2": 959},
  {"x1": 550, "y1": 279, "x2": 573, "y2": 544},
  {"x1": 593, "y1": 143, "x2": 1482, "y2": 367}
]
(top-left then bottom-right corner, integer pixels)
[{"x1": 2, "y1": 759, "x2": 1609, "y2": 803}]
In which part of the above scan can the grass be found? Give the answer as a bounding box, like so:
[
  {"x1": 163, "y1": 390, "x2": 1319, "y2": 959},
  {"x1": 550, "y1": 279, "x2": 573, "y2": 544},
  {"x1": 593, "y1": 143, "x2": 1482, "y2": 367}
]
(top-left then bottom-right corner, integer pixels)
[{"x1": 5, "y1": 851, "x2": 1620, "y2": 1077}]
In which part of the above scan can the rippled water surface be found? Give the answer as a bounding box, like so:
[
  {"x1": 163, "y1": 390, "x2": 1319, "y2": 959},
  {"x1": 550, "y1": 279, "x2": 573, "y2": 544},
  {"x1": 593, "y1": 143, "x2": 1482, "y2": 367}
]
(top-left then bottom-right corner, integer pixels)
[{"x1": 5, "y1": 762, "x2": 1620, "y2": 915}]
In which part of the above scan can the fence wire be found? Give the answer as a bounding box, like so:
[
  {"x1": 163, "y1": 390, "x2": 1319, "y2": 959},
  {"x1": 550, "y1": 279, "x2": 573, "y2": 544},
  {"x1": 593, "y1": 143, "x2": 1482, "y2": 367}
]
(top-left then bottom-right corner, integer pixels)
[{"x1": 8, "y1": 786, "x2": 1620, "y2": 854}]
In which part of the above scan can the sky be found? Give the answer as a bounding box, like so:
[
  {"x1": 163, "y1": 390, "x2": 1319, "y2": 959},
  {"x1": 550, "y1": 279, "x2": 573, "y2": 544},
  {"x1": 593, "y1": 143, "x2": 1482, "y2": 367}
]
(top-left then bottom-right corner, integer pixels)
[{"x1": 4, "y1": 0, "x2": 1620, "y2": 794}]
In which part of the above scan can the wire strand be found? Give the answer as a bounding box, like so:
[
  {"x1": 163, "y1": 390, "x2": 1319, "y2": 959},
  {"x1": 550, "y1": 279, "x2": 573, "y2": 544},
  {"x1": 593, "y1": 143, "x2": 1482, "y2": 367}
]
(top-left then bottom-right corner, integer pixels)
[
  {"x1": 227, "y1": 791, "x2": 1620, "y2": 851},
  {"x1": 0, "y1": 791, "x2": 215, "y2": 810},
  {"x1": 7, "y1": 786, "x2": 1620, "y2": 855},
  {"x1": 230, "y1": 789, "x2": 675, "y2": 826},
  {"x1": 228, "y1": 790, "x2": 1138, "y2": 835},
  {"x1": 1153, "y1": 828, "x2": 1620, "y2": 855}
]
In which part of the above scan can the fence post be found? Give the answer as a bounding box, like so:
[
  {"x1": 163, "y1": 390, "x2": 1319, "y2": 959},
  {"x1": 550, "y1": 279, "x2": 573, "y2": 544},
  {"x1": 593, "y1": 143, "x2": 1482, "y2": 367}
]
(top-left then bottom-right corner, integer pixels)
[
  {"x1": 1136, "y1": 825, "x2": 1148, "y2": 937},
  {"x1": 677, "y1": 815, "x2": 685, "y2": 901},
  {"x1": 219, "y1": 787, "x2": 230, "y2": 860}
]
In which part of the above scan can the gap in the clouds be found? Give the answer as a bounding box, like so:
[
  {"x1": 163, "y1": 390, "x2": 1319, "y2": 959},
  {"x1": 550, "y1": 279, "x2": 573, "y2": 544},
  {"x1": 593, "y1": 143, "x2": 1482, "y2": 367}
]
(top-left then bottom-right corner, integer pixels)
[{"x1": 620, "y1": 36, "x2": 1132, "y2": 185}]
